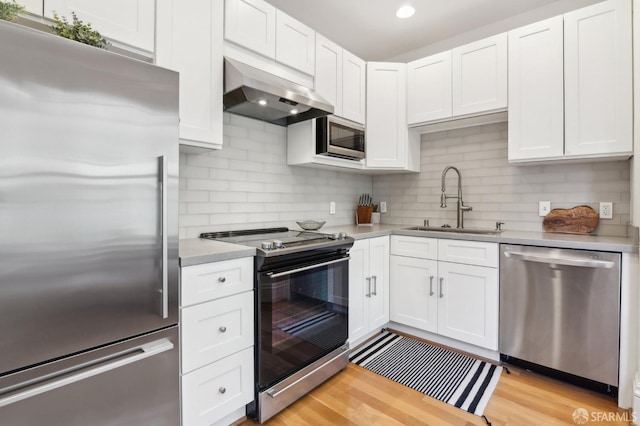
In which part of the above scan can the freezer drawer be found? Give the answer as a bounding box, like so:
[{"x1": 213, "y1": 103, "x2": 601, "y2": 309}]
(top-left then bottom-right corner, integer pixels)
[
  {"x1": 499, "y1": 244, "x2": 620, "y2": 386},
  {"x1": 0, "y1": 327, "x2": 179, "y2": 426}
]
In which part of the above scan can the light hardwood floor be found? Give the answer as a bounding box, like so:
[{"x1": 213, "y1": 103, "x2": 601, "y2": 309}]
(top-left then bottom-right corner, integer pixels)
[{"x1": 240, "y1": 335, "x2": 632, "y2": 425}]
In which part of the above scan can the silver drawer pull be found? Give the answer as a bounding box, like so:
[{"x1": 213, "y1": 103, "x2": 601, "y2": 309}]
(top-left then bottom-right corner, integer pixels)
[
  {"x1": 429, "y1": 276, "x2": 434, "y2": 296},
  {"x1": 219, "y1": 387, "x2": 226, "y2": 394},
  {"x1": 439, "y1": 277, "x2": 444, "y2": 298},
  {"x1": 218, "y1": 276, "x2": 226, "y2": 283},
  {"x1": 219, "y1": 326, "x2": 227, "y2": 333}
]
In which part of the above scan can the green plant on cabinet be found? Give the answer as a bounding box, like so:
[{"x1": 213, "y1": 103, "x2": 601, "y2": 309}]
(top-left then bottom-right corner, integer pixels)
[
  {"x1": 0, "y1": 0, "x2": 25, "y2": 21},
  {"x1": 50, "y1": 11, "x2": 109, "y2": 49}
]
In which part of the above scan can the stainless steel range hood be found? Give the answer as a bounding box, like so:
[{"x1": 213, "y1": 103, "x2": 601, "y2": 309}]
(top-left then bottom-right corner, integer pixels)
[{"x1": 223, "y1": 58, "x2": 334, "y2": 126}]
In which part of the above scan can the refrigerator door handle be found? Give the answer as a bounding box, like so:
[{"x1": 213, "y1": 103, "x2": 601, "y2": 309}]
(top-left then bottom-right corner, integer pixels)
[
  {"x1": 160, "y1": 155, "x2": 168, "y2": 319},
  {"x1": 0, "y1": 339, "x2": 173, "y2": 408}
]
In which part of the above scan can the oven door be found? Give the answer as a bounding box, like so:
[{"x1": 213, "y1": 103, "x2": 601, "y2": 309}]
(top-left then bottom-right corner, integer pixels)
[{"x1": 256, "y1": 254, "x2": 349, "y2": 390}]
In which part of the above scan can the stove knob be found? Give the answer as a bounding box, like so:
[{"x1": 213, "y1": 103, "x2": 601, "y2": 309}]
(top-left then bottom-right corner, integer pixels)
[
  {"x1": 261, "y1": 241, "x2": 273, "y2": 250},
  {"x1": 272, "y1": 240, "x2": 283, "y2": 249},
  {"x1": 339, "y1": 232, "x2": 347, "y2": 239},
  {"x1": 331, "y1": 233, "x2": 341, "y2": 240}
]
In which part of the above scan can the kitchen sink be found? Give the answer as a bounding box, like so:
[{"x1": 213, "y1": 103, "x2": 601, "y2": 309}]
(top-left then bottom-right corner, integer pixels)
[{"x1": 403, "y1": 226, "x2": 503, "y2": 235}]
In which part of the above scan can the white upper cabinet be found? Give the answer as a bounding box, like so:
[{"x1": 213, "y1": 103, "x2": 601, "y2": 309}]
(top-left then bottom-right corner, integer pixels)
[
  {"x1": 407, "y1": 51, "x2": 452, "y2": 124},
  {"x1": 366, "y1": 62, "x2": 419, "y2": 171},
  {"x1": 44, "y1": 0, "x2": 155, "y2": 53},
  {"x1": 341, "y1": 50, "x2": 366, "y2": 124},
  {"x1": 156, "y1": 0, "x2": 224, "y2": 151},
  {"x1": 224, "y1": 0, "x2": 276, "y2": 58},
  {"x1": 508, "y1": 0, "x2": 632, "y2": 163},
  {"x1": 508, "y1": 16, "x2": 564, "y2": 162},
  {"x1": 224, "y1": 0, "x2": 315, "y2": 78},
  {"x1": 275, "y1": 10, "x2": 315, "y2": 75},
  {"x1": 451, "y1": 33, "x2": 508, "y2": 116},
  {"x1": 314, "y1": 35, "x2": 366, "y2": 124},
  {"x1": 315, "y1": 34, "x2": 343, "y2": 117},
  {"x1": 564, "y1": 0, "x2": 632, "y2": 158}
]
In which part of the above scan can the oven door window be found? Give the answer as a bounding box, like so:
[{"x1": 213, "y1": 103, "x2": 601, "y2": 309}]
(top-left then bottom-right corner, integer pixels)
[{"x1": 257, "y1": 259, "x2": 348, "y2": 389}]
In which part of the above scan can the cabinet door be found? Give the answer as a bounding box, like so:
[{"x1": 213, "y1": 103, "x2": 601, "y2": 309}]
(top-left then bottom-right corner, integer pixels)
[
  {"x1": 155, "y1": 0, "x2": 223, "y2": 150},
  {"x1": 275, "y1": 10, "x2": 315, "y2": 75},
  {"x1": 348, "y1": 239, "x2": 369, "y2": 343},
  {"x1": 181, "y1": 347, "x2": 254, "y2": 426},
  {"x1": 564, "y1": 0, "x2": 632, "y2": 158},
  {"x1": 315, "y1": 34, "x2": 343, "y2": 117},
  {"x1": 224, "y1": 0, "x2": 276, "y2": 58},
  {"x1": 366, "y1": 62, "x2": 408, "y2": 168},
  {"x1": 390, "y1": 256, "x2": 438, "y2": 332},
  {"x1": 368, "y1": 236, "x2": 390, "y2": 330},
  {"x1": 44, "y1": 0, "x2": 155, "y2": 52},
  {"x1": 407, "y1": 51, "x2": 452, "y2": 124},
  {"x1": 452, "y1": 33, "x2": 507, "y2": 116},
  {"x1": 437, "y1": 262, "x2": 498, "y2": 350},
  {"x1": 342, "y1": 50, "x2": 366, "y2": 124},
  {"x1": 508, "y1": 16, "x2": 564, "y2": 162}
]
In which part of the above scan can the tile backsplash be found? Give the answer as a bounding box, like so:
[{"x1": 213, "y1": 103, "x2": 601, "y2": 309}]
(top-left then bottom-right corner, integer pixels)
[
  {"x1": 373, "y1": 122, "x2": 631, "y2": 236},
  {"x1": 180, "y1": 116, "x2": 630, "y2": 239},
  {"x1": 179, "y1": 113, "x2": 372, "y2": 239}
]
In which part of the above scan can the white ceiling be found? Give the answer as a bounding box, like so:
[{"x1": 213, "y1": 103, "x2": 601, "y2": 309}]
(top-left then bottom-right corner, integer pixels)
[{"x1": 263, "y1": 0, "x2": 595, "y2": 61}]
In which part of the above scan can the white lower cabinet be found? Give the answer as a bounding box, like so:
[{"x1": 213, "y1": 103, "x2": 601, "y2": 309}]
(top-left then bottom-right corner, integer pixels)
[
  {"x1": 390, "y1": 236, "x2": 498, "y2": 350},
  {"x1": 180, "y1": 257, "x2": 255, "y2": 426},
  {"x1": 349, "y1": 236, "x2": 390, "y2": 344}
]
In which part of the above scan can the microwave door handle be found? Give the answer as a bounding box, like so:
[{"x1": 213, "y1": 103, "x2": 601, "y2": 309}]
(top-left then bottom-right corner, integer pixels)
[{"x1": 267, "y1": 257, "x2": 350, "y2": 279}]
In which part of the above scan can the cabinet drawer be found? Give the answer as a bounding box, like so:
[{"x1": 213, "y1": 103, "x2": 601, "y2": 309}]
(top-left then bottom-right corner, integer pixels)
[
  {"x1": 390, "y1": 235, "x2": 438, "y2": 259},
  {"x1": 181, "y1": 346, "x2": 254, "y2": 426},
  {"x1": 437, "y1": 239, "x2": 498, "y2": 268},
  {"x1": 181, "y1": 291, "x2": 254, "y2": 374},
  {"x1": 181, "y1": 257, "x2": 253, "y2": 306}
]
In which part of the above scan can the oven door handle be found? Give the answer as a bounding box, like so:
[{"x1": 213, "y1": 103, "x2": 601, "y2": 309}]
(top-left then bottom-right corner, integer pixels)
[{"x1": 266, "y1": 257, "x2": 351, "y2": 279}]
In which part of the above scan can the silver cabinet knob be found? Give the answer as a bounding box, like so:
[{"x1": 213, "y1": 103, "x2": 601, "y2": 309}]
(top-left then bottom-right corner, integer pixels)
[
  {"x1": 219, "y1": 387, "x2": 226, "y2": 394},
  {"x1": 219, "y1": 326, "x2": 227, "y2": 333},
  {"x1": 218, "y1": 276, "x2": 226, "y2": 283}
]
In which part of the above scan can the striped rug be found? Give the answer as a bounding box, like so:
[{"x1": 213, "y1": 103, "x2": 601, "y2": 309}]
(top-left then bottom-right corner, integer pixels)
[{"x1": 349, "y1": 331, "x2": 502, "y2": 418}]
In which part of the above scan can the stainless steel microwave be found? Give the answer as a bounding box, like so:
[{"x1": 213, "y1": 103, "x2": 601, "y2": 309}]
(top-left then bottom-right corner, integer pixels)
[{"x1": 315, "y1": 116, "x2": 365, "y2": 160}]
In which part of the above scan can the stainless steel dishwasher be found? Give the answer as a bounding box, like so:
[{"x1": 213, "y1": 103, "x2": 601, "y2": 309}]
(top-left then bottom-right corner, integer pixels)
[{"x1": 499, "y1": 244, "x2": 621, "y2": 390}]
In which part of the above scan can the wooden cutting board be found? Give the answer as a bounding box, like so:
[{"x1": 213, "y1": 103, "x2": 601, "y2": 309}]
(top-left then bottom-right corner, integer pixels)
[{"x1": 543, "y1": 205, "x2": 599, "y2": 234}]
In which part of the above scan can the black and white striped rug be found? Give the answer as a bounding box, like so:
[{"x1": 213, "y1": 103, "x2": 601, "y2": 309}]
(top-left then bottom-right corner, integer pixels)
[{"x1": 350, "y1": 331, "x2": 502, "y2": 417}]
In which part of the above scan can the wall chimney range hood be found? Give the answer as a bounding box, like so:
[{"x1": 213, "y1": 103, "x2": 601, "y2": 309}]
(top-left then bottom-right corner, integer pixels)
[{"x1": 223, "y1": 58, "x2": 334, "y2": 126}]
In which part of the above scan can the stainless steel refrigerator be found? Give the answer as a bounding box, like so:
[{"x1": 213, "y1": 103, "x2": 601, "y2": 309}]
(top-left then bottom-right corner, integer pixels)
[{"x1": 0, "y1": 21, "x2": 180, "y2": 425}]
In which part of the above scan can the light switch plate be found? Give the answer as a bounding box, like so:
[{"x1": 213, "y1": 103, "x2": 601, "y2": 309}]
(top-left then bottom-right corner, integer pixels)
[
  {"x1": 329, "y1": 201, "x2": 336, "y2": 215},
  {"x1": 380, "y1": 201, "x2": 387, "y2": 213},
  {"x1": 539, "y1": 201, "x2": 551, "y2": 217}
]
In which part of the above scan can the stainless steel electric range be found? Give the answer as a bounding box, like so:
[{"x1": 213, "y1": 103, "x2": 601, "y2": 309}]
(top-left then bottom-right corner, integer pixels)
[{"x1": 200, "y1": 228, "x2": 354, "y2": 423}]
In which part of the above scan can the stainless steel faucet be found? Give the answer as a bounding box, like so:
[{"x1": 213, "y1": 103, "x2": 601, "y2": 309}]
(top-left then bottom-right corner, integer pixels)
[{"x1": 440, "y1": 166, "x2": 472, "y2": 228}]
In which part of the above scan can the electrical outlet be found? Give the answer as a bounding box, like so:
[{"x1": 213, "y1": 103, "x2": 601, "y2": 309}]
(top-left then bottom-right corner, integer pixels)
[
  {"x1": 539, "y1": 201, "x2": 551, "y2": 217},
  {"x1": 329, "y1": 201, "x2": 336, "y2": 215},
  {"x1": 600, "y1": 202, "x2": 613, "y2": 219},
  {"x1": 380, "y1": 201, "x2": 387, "y2": 213}
]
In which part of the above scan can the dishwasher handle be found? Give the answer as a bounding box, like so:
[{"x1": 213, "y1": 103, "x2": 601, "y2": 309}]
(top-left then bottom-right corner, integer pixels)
[{"x1": 503, "y1": 251, "x2": 615, "y2": 269}]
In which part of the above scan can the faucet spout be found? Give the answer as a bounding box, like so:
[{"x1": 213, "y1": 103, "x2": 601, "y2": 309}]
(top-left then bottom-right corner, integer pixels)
[{"x1": 440, "y1": 166, "x2": 472, "y2": 228}]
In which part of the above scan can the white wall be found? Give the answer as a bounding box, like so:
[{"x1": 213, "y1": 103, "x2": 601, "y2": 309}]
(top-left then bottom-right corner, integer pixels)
[
  {"x1": 373, "y1": 122, "x2": 631, "y2": 237},
  {"x1": 179, "y1": 113, "x2": 372, "y2": 238}
]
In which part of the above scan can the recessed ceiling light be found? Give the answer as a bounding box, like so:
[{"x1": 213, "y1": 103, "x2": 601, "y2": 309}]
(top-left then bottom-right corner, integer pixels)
[
  {"x1": 396, "y1": 5, "x2": 415, "y2": 19},
  {"x1": 258, "y1": 99, "x2": 267, "y2": 106}
]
